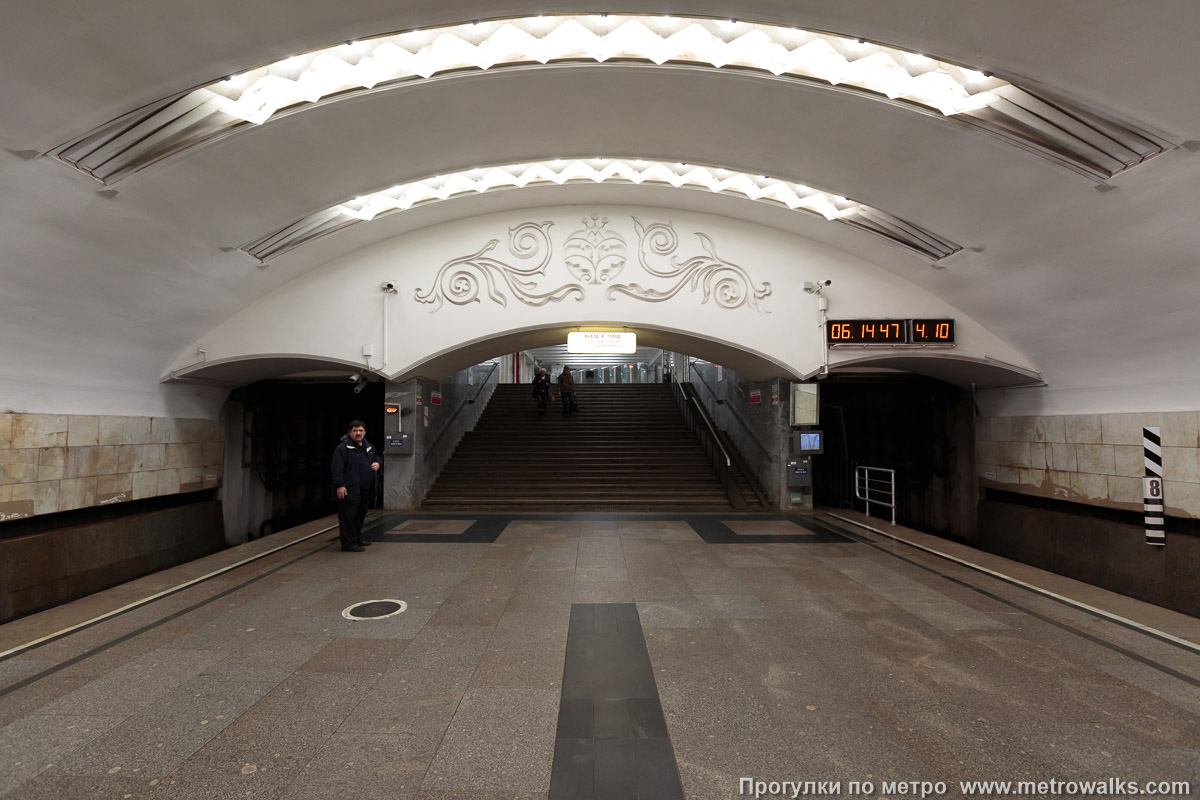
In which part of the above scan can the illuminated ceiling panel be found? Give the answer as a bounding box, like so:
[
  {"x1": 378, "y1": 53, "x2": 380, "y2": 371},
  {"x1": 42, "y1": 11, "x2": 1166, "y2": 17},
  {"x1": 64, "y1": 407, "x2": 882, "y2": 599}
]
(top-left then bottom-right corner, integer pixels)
[
  {"x1": 50, "y1": 15, "x2": 1171, "y2": 184},
  {"x1": 239, "y1": 158, "x2": 963, "y2": 263}
]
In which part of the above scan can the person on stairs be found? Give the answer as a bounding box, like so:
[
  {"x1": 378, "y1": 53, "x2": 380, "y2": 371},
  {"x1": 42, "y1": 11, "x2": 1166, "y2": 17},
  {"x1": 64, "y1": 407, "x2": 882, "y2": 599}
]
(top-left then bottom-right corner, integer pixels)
[
  {"x1": 558, "y1": 365, "x2": 580, "y2": 416},
  {"x1": 531, "y1": 367, "x2": 552, "y2": 419},
  {"x1": 330, "y1": 419, "x2": 380, "y2": 552}
]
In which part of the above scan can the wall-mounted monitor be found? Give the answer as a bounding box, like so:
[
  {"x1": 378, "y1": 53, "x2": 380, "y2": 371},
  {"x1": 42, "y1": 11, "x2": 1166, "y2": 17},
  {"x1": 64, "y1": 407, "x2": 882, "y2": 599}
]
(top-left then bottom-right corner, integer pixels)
[{"x1": 793, "y1": 431, "x2": 823, "y2": 454}]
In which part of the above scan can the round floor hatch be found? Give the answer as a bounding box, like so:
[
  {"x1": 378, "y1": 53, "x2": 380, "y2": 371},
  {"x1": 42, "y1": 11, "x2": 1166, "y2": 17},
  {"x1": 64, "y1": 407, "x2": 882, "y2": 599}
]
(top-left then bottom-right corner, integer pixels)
[{"x1": 342, "y1": 599, "x2": 408, "y2": 620}]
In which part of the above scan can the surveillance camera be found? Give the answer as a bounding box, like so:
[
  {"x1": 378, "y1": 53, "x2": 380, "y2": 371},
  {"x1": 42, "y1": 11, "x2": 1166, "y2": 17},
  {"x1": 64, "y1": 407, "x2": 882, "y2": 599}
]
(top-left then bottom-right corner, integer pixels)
[
  {"x1": 353, "y1": 382, "x2": 366, "y2": 394},
  {"x1": 348, "y1": 374, "x2": 360, "y2": 383},
  {"x1": 804, "y1": 279, "x2": 833, "y2": 294},
  {"x1": 380, "y1": 280, "x2": 398, "y2": 293},
  {"x1": 819, "y1": 279, "x2": 832, "y2": 287}
]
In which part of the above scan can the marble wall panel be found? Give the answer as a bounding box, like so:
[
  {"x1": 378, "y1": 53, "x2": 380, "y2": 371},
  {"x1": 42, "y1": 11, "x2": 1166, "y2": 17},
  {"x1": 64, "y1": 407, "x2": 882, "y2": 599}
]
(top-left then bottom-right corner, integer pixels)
[
  {"x1": 1047, "y1": 443, "x2": 1078, "y2": 472},
  {"x1": 1029, "y1": 442, "x2": 1047, "y2": 471},
  {"x1": 980, "y1": 410, "x2": 1200, "y2": 519},
  {"x1": 98, "y1": 415, "x2": 153, "y2": 446},
  {"x1": 1075, "y1": 444, "x2": 1115, "y2": 475},
  {"x1": 1163, "y1": 447, "x2": 1200, "y2": 484},
  {"x1": 1106, "y1": 476, "x2": 1143, "y2": 506},
  {"x1": 11, "y1": 414, "x2": 67, "y2": 449},
  {"x1": 7, "y1": 449, "x2": 39, "y2": 483},
  {"x1": 11, "y1": 480, "x2": 59, "y2": 515},
  {"x1": 1113, "y1": 445, "x2": 1143, "y2": 478},
  {"x1": 38, "y1": 447, "x2": 66, "y2": 481},
  {"x1": 0, "y1": 413, "x2": 224, "y2": 523},
  {"x1": 1161, "y1": 411, "x2": 1199, "y2": 448},
  {"x1": 1064, "y1": 414, "x2": 1103, "y2": 444},
  {"x1": 1165, "y1": 481, "x2": 1200, "y2": 519},
  {"x1": 995, "y1": 441, "x2": 1031, "y2": 468},
  {"x1": 116, "y1": 444, "x2": 143, "y2": 473},
  {"x1": 1100, "y1": 413, "x2": 1144, "y2": 445},
  {"x1": 67, "y1": 415, "x2": 99, "y2": 447},
  {"x1": 58, "y1": 476, "x2": 98, "y2": 511},
  {"x1": 132, "y1": 470, "x2": 159, "y2": 500},
  {"x1": 156, "y1": 468, "x2": 181, "y2": 496}
]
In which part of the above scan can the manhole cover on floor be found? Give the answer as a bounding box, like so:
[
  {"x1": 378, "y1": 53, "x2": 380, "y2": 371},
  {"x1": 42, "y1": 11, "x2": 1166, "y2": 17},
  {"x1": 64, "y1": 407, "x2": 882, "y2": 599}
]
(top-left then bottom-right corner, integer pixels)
[{"x1": 342, "y1": 599, "x2": 408, "y2": 620}]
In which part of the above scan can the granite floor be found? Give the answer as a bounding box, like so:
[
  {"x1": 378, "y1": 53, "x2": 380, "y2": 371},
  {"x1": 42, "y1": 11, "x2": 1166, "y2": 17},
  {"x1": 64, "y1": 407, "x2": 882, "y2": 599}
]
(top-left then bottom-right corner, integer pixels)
[{"x1": 1, "y1": 512, "x2": 1198, "y2": 799}]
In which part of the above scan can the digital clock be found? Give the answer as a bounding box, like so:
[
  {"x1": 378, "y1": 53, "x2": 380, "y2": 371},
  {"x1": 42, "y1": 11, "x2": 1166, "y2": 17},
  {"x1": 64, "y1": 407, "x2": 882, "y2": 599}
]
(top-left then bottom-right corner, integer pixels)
[
  {"x1": 910, "y1": 319, "x2": 955, "y2": 343},
  {"x1": 826, "y1": 318, "x2": 955, "y2": 346}
]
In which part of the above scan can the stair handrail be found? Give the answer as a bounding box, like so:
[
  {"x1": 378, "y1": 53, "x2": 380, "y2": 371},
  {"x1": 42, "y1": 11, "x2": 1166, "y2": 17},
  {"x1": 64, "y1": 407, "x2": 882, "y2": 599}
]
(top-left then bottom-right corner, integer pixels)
[
  {"x1": 671, "y1": 378, "x2": 747, "y2": 510},
  {"x1": 424, "y1": 361, "x2": 501, "y2": 459},
  {"x1": 688, "y1": 361, "x2": 776, "y2": 463},
  {"x1": 681, "y1": 382, "x2": 771, "y2": 509}
]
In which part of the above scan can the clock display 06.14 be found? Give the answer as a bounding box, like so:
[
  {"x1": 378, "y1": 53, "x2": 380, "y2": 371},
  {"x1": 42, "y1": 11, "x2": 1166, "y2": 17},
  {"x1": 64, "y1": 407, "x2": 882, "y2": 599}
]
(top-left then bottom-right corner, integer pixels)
[{"x1": 826, "y1": 319, "x2": 955, "y2": 345}]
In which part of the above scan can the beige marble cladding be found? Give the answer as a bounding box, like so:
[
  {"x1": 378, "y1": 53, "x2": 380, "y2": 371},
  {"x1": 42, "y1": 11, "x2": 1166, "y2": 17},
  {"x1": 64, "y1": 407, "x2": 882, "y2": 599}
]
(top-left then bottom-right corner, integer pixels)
[
  {"x1": 979, "y1": 410, "x2": 1200, "y2": 518},
  {"x1": 0, "y1": 413, "x2": 223, "y2": 521}
]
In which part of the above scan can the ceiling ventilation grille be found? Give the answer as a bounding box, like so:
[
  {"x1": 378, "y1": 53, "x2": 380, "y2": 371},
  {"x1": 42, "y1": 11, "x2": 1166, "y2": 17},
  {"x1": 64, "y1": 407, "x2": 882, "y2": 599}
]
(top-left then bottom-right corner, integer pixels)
[{"x1": 239, "y1": 158, "x2": 962, "y2": 263}]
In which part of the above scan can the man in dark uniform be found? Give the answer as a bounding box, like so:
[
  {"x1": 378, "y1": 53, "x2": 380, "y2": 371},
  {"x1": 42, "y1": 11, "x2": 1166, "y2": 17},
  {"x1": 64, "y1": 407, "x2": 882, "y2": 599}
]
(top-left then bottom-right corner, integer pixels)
[
  {"x1": 531, "y1": 367, "x2": 552, "y2": 419},
  {"x1": 331, "y1": 419, "x2": 381, "y2": 552}
]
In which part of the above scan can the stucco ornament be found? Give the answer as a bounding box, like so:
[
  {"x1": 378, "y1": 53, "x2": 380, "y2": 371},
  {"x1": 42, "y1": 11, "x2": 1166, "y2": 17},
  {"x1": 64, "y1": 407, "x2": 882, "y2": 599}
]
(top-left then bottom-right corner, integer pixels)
[
  {"x1": 415, "y1": 221, "x2": 584, "y2": 311},
  {"x1": 564, "y1": 214, "x2": 628, "y2": 284},
  {"x1": 607, "y1": 218, "x2": 773, "y2": 312}
]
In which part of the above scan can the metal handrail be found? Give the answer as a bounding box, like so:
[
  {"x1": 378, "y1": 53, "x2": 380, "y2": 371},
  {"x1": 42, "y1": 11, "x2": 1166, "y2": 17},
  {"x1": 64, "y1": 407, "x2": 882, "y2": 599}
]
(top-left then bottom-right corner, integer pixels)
[
  {"x1": 424, "y1": 361, "x2": 500, "y2": 457},
  {"x1": 688, "y1": 362, "x2": 775, "y2": 462},
  {"x1": 691, "y1": 397, "x2": 731, "y2": 466},
  {"x1": 671, "y1": 379, "x2": 746, "y2": 509},
  {"x1": 855, "y1": 466, "x2": 896, "y2": 525}
]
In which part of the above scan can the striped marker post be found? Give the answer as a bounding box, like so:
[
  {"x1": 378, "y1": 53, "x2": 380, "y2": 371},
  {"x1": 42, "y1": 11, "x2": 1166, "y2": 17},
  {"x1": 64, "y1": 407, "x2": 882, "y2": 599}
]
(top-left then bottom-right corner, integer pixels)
[{"x1": 1143, "y1": 426, "x2": 1165, "y2": 546}]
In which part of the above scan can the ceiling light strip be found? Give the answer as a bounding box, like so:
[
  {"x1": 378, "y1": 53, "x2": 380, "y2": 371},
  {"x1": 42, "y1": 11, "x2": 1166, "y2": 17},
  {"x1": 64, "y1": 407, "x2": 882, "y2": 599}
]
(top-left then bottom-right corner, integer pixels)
[
  {"x1": 238, "y1": 158, "x2": 961, "y2": 263},
  {"x1": 49, "y1": 15, "x2": 1172, "y2": 184}
]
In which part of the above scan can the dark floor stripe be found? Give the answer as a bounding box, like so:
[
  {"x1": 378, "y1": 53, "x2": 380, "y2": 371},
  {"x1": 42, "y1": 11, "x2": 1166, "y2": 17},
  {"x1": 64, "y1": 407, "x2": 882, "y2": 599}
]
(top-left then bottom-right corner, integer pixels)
[
  {"x1": 551, "y1": 603, "x2": 684, "y2": 800},
  {"x1": 371, "y1": 515, "x2": 509, "y2": 543}
]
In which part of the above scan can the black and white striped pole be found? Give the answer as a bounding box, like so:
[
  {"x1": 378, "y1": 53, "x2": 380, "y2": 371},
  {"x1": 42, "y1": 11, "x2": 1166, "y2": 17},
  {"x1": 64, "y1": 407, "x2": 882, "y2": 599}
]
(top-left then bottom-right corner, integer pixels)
[{"x1": 1143, "y1": 426, "x2": 1165, "y2": 546}]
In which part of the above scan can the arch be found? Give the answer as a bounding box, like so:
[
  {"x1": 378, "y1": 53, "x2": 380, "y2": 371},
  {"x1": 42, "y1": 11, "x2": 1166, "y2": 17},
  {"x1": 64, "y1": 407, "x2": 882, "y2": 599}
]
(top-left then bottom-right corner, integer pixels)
[{"x1": 165, "y1": 203, "x2": 1041, "y2": 392}]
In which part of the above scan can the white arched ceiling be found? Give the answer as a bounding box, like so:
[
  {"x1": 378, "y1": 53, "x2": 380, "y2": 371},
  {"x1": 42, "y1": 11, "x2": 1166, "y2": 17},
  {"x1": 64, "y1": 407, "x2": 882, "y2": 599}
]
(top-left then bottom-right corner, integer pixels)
[{"x1": 0, "y1": 1, "x2": 1198, "y2": 418}]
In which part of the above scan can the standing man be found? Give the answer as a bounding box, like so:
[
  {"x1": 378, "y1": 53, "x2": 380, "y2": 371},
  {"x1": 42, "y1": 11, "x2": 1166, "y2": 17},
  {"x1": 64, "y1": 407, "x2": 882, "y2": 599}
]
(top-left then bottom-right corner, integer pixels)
[
  {"x1": 558, "y1": 365, "x2": 579, "y2": 416},
  {"x1": 331, "y1": 420, "x2": 381, "y2": 552},
  {"x1": 531, "y1": 367, "x2": 552, "y2": 419}
]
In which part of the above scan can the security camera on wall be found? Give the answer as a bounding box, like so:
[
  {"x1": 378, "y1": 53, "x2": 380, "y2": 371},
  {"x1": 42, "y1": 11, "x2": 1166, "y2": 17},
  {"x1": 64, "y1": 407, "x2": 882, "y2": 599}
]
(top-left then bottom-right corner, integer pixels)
[
  {"x1": 380, "y1": 280, "x2": 399, "y2": 293},
  {"x1": 803, "y1": 280, "x2": 832, "y2": 294},
  {"x1": 348, "y1": 373, "x2": 360, "y2": 383}
]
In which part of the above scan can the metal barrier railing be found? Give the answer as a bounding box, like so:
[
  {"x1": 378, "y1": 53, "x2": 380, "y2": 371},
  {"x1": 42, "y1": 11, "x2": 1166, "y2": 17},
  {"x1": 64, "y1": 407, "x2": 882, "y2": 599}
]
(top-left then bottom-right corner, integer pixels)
[
  {"x1": 670, "y1": 378, "x2": 747, "y2": 510},
  {"x1": 855, "y1": 466, "x2": 896, "y2": 525}
]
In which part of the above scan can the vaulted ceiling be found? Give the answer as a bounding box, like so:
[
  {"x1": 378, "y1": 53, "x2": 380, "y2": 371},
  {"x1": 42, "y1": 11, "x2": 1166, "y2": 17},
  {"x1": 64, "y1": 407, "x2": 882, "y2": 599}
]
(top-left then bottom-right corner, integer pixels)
[{"x1": 2, "y1": 1, "x2": 1198, "y2": 416}]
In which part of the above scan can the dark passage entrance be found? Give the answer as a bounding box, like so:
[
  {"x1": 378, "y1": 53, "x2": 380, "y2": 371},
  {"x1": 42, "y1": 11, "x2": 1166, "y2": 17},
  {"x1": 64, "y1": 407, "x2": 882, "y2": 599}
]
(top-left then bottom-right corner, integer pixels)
[
  {"x1": 232, "y1": 381, "x2": 384, "y2": 536},
  {"x1": 814, "y1": 375, "x2": 976, "y2": 539}
]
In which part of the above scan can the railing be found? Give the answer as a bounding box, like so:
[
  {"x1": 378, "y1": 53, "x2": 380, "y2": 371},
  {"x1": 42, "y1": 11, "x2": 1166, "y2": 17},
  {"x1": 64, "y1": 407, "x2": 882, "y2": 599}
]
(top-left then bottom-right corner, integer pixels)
[
  {"x1": 855, "y1": 466, "x2": 896, "y2": 525},
  {"x1": 671, "y1": 378, "x2": 747, "y2": 510},
  {"x1": 423, "y1": 361, "x2": 500, "y2": 469},
  {"x1": 688, "y1": 361, "x2": 775, "y2": 463}
]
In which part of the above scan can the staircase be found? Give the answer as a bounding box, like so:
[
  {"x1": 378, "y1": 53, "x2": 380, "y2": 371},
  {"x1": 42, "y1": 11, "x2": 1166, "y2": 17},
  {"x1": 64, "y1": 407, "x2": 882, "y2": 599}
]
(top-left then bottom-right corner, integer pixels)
[{"x1": 421, "y1": 383, "x2": 738, "y2": 510}]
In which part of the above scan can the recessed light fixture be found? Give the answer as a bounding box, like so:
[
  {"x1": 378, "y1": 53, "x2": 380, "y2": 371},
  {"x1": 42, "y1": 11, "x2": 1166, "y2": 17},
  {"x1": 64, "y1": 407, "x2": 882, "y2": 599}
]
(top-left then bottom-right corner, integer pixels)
[
  {"x1": 52, "y1": 14, "x2": 1171, "y2": 184},
  {"x1": 240, "y1": 157, "x2": 962, "y2": 263}
]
